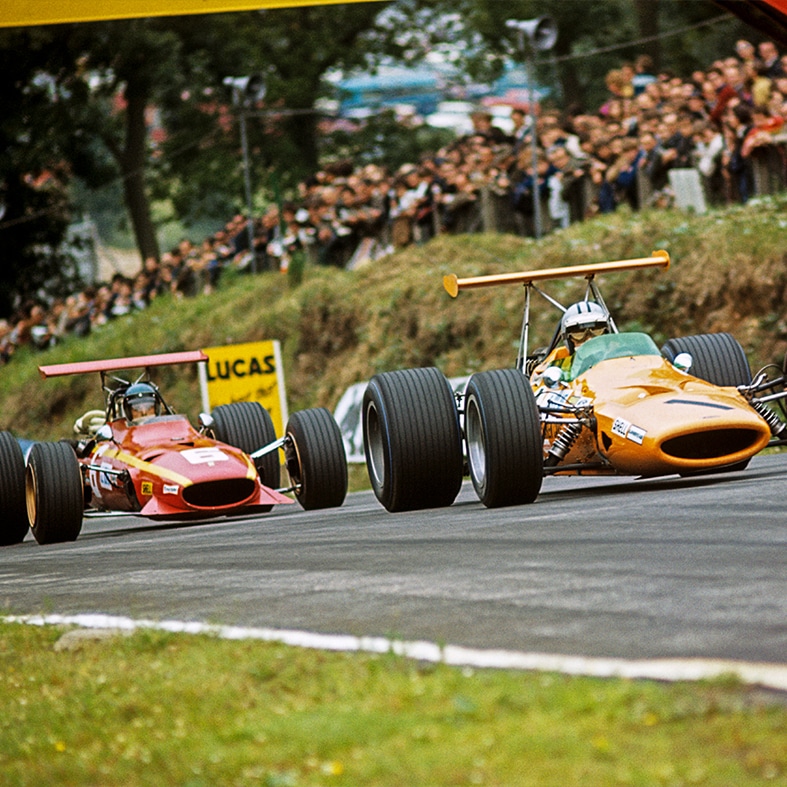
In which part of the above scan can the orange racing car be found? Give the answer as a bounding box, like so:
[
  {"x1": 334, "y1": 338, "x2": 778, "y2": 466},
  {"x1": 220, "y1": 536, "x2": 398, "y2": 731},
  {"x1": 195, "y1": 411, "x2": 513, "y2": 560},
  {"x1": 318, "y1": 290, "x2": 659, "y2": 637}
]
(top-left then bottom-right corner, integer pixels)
[
  {"x1": 0, "y1": 350, "x2": 347, "y2": 545},
  {"x1": 361, "y1": 252, "x2": 787, "y2": 511}
]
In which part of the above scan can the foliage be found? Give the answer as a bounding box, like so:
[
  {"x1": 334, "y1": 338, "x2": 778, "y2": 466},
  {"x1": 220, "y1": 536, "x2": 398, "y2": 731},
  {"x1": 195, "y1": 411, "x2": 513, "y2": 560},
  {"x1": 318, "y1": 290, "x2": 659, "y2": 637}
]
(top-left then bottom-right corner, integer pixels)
[
  {"x1": 0, "y1": 28, "x2": 87, "y2": 317},
  {"x1": 0, "y1": 1, "x2": 772, "y2": 318},
  {"x1": 445, "y1": 0, "x2": 758, "y2": 111},
  {"x1": 0, "y1": 7, "x2": 389, "y2": 314}
]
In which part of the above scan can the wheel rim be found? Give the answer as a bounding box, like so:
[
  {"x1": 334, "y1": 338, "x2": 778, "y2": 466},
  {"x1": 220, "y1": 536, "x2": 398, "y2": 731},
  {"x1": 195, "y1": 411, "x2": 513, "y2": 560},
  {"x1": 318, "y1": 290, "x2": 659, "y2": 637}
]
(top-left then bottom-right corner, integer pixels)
[
  {"x1": 365, "y1": 402, "x2": 385, "y2": 488},
  {"x1": 465, "y1": 397, "x2": 486, "y2": 487},
  {"x1": 284, "y1": 434, "x2": 302, "y2": 491},
  {"x1": 25, "y1": 464, "x2": 38, "y2": 526}
]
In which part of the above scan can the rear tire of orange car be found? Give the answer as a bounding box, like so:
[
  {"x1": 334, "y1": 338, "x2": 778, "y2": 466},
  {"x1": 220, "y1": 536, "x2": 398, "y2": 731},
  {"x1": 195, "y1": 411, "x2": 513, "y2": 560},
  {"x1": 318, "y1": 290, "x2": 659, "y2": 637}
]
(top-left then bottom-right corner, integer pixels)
[
  {"x1": 26, "y1": 441, "x2": 84, "y2": 545},
  {"x1": 0, "y1": 431, "x2": 29, "y2": 545},
  {"x1": 285, "y1": 408, "x2": 348, "y2": 511},
  {"x1": 661, "y1": 332, "x2": 751, "y2": 387},
  {"x1": 661, "y1": 332, "x2": 753, "y2": 474},
  {"x1": 363, "y1": 367, "x2": 463, "y2": 513},
  {"x1": 211, "y1": 401, "x2": 280, "y2": 490},
  {"x1": 464, "y1": 369, "x2": 543, "y2": 508}
]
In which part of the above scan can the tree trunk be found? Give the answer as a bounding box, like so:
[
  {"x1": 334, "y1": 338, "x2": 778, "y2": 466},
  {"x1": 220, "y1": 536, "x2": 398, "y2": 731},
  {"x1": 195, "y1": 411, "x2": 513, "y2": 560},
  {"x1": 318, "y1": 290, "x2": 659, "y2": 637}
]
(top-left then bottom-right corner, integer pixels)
[
  {"x1": 284, "y1": 111, "x2": 319, "y2": 174},
  {"x1": 559, "y1": 61, "x2": 585, "y2": 113},
  {"x1": 120, "y1": 80, "x2": 159, "y2": 265}
]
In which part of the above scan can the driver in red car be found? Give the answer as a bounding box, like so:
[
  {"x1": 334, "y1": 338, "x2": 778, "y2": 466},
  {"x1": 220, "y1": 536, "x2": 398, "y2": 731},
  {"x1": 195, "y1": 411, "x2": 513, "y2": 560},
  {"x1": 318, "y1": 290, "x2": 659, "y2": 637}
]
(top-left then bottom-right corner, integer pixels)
[{"x1": 123, "y1": 382, "x2": 162, "y2": 423}]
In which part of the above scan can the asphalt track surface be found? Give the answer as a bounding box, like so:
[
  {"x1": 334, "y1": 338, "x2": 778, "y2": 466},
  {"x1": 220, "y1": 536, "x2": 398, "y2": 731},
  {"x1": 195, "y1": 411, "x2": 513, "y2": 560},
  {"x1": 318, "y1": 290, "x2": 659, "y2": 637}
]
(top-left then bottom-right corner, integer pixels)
[{"x1": 2, "y1": 454, "x2": 786, "y2": 679}]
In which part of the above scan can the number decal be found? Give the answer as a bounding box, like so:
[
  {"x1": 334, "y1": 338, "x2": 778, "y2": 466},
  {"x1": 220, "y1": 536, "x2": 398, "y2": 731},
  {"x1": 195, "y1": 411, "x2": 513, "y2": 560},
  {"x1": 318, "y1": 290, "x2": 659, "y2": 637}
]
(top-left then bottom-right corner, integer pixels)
[{"x1": 181, "y1": 447, "x2": 228, "y2": 465}]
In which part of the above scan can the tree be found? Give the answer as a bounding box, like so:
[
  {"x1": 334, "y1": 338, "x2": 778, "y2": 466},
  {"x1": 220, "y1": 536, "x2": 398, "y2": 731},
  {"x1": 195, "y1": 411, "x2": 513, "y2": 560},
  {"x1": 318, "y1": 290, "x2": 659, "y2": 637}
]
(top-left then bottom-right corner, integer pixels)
[
  {"x1": 0, "y1": 0, "x2": 763, "y2": 315},
  {"x1": 0, "y1": 28, "x2": 86, "y2": 317},
  {"x1": 154, "y1": 6, "x2": 387, "y2": 219},
  {"x1": 391, "y1": 0, "x2": 752, "y2": 113},
  {"x1": 0, "y1": 6, "x2": 389, "y2": 306}
]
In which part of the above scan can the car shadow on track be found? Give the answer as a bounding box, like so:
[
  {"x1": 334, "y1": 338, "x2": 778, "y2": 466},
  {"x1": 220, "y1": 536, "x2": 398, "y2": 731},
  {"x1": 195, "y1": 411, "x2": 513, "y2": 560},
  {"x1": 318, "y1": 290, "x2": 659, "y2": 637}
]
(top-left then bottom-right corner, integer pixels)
[{"x1": 448, "y1": 462, "x2": 777, "y2": 509}]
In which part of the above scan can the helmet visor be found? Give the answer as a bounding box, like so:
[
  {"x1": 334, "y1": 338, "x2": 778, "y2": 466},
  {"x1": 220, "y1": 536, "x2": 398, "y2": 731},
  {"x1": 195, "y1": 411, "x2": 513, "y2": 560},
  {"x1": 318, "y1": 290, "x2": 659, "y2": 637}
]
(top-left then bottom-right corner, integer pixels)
[
  {"x1": 129, "y1": 395, "x2": 157, "y2": 419},
  {"x1": 567, "y1": 324, "x2": 607, "y2": 344}
]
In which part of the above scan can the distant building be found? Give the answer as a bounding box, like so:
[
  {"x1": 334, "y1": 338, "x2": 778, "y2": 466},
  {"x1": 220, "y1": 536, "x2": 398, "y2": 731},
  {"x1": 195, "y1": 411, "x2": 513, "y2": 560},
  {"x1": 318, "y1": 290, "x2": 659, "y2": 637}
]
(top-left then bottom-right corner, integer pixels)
[
  {"x1": 331, "y1": 66, "x2": 444, "y2": 119},
  {"x1": 328, "y1": 60, "x2": 548, "y2": 127}
]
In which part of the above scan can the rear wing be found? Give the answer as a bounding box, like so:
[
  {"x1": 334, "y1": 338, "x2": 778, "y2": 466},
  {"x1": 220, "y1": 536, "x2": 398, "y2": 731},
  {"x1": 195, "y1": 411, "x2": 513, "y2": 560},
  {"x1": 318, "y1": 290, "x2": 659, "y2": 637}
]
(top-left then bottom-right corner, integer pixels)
[
  {"x1": 39, "y1": 350, "x2": 208, "y2": 378},
  {"x1": 443, "y1": 250, "x2": 670, "y2": 298},
  {"x1": 441, "y1": 251, "x2": 671, "y2": 373}
]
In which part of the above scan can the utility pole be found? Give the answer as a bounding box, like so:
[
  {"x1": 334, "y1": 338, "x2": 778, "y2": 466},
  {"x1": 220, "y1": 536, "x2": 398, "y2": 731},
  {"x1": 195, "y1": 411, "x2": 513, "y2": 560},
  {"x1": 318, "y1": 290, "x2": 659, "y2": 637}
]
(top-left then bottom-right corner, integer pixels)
[
  {"x1": 224, "y1": 74, "x2": 266, "y2": 274},
  {"x1": 505, "y1": 17, "x2": 558, "y2": 240}
]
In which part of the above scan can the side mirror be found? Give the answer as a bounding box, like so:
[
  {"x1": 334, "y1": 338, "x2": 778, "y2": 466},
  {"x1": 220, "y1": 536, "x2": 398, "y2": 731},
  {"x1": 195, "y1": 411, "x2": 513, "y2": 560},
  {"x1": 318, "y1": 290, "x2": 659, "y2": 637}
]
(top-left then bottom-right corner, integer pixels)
[
  {"x1": 198, "y1": 412, "x2": 214, "y2": 432},
  {"x1": 96, "y1": 424, "x2": 112, "y2": 440},
  {"x1": 673, "y1": 352, "x2": 693, "y2": 372},
  {"x1": 542, "y1": 366, "x2": 563, "y2": 387}
]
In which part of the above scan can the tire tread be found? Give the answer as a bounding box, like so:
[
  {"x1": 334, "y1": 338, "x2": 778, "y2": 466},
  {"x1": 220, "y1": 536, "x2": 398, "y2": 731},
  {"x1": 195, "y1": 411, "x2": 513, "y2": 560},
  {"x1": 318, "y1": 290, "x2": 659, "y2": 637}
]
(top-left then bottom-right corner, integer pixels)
[{"x1": 286, "y1": 408, "x2": 347, "y2": 510}]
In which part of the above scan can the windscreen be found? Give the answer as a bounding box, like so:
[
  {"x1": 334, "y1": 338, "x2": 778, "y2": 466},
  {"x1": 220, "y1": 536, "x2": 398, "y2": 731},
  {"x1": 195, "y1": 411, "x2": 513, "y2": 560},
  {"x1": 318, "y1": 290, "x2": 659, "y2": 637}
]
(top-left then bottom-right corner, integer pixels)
[{"x1": 570, "y1": 332, "x2": 661, "y2": 378}]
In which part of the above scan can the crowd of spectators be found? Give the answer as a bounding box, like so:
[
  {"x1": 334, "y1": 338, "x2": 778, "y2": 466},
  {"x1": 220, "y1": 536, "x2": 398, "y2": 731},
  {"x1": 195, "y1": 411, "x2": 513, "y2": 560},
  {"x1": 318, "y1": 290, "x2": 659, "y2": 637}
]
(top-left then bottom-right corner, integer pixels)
[
  {"x1": 3, "y1": 38, "x2": 786, "y2": 365},
  {"x1": 239, "y1": 40, "x2": 787, "y2": 271}
]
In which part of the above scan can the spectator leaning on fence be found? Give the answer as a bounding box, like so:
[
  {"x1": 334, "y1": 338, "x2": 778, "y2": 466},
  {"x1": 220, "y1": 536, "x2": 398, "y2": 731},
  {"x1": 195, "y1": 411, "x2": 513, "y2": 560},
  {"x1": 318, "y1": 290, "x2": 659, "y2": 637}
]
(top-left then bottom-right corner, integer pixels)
[
  {"x1": 693, "y1": 119, "x2": 727, "y2": 204},
  {"x1": 723, "y1": 102, "x2": 756, "y2": 203},
  {"x1": 759, "y1": 40, "x2": 785, "y2": 79},
  {"x1": 545, "y1": 143, "x2": 590, "y2": 227}
]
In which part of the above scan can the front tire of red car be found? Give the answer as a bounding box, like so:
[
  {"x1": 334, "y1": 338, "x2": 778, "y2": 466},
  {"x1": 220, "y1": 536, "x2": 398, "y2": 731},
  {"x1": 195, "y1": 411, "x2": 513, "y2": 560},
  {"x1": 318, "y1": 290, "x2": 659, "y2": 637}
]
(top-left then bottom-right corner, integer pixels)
[
  {"x1": 26, "y1": 442, "x2": 84, "y2": 545},
  {"x1": 0, "y1": 431, "x2": 29, "y2": 545},
  {"x1": 285, "y1": 408, "x2": 347, "y2": 511},
  {"x1": 465, "y1": 369, "x2": 544, "y2": 508}
]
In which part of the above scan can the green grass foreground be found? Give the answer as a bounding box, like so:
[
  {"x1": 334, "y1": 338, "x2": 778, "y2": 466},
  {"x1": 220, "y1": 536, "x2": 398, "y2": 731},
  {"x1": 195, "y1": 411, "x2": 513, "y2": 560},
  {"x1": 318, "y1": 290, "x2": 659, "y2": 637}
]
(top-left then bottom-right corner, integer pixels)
[{"x1": 0, "y1": 622, "x2": 784, "y2": 786}]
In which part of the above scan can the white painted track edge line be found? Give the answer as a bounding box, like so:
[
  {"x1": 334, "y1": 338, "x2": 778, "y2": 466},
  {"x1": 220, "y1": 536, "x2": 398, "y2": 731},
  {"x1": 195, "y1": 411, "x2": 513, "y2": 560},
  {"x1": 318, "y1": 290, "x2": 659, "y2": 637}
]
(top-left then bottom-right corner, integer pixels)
[{"x1": 5, "y1": 613, "x2": 787, "y2": 692}]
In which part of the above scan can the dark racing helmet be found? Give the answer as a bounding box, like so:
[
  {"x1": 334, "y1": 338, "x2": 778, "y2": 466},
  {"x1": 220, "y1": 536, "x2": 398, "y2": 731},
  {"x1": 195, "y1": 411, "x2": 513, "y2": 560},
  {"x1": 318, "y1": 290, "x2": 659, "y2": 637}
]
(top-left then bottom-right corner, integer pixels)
[
  {"x1": 561, "y1": 301, "x2": 610, "y2": 353},
  {"x1": 123, "y1": 382, "x2": 161, "y2": 422}
]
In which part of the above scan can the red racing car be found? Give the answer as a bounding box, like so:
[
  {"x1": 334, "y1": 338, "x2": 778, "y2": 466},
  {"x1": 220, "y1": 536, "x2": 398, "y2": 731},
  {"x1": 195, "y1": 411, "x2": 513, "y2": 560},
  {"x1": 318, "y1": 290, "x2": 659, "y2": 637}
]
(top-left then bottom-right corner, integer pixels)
[{"x1": 0, "y1": 350, "x2": 347, "y2": 545}]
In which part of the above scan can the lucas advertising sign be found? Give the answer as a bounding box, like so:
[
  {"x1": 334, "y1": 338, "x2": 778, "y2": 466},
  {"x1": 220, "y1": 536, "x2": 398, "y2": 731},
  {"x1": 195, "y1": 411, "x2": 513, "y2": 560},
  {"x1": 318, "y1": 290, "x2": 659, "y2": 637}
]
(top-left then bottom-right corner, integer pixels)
[{"x1": 198, "y1": 340, "x2": 288, "y2": 436}]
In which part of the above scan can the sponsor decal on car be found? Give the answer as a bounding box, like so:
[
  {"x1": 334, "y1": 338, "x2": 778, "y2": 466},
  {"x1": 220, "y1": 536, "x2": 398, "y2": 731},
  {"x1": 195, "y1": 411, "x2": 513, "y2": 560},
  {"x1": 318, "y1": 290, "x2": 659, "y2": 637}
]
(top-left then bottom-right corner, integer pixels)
[
  {"x1": 627, "y1": 425, "x2": 646, "y2": 444},
  {"x1": 181, "y1": 447, "x2": 228, "y2": 466},
  {"x1": 611, "y1": 417, "x2": 631, "y2": 438}
]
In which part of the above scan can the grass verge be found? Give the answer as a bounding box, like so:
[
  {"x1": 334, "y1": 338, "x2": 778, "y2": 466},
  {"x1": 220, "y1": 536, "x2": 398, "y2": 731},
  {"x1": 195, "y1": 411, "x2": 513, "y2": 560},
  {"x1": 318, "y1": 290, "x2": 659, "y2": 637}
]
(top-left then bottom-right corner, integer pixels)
[{"x1": 1, "y1": 621, "x2": 785, "y2": 786}]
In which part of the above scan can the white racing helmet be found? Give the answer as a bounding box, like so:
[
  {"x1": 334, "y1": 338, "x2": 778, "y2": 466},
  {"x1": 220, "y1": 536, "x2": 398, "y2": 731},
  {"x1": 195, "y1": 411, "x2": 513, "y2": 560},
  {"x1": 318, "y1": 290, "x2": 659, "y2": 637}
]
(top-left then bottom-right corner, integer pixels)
[{"x1": 561, "y1": 301, "x2": 610, "y2": 353}]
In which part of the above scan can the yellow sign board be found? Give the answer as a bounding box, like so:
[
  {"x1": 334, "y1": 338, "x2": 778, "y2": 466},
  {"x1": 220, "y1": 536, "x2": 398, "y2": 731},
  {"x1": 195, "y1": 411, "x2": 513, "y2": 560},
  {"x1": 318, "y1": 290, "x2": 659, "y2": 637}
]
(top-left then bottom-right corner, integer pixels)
[{"x1": 198, "y1": 340, "x2": 288, "y2": 436}]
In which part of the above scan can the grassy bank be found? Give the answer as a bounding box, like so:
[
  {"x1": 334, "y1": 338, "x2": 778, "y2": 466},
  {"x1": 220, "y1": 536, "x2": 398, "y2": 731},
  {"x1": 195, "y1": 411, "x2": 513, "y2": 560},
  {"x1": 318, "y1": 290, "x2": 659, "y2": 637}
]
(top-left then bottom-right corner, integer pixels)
[
  {"x1": 2, "y1": 196, "x2": 787, "y2": 444},
  {"x1": 1, "y1": 622, "x2": 785, "y2": 787}
]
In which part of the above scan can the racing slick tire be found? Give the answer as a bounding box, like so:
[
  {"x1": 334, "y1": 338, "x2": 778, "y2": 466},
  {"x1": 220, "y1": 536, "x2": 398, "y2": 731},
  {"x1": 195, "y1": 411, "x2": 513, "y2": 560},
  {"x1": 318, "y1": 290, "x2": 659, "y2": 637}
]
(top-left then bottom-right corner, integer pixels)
[
  {"x1": 662, "y1": 333, "x2": 753, "y2": 474},
  {"x1": 661, "y1": 332, "x2": 751, "y2": 387},
  {"x1": 26, "y1": 441, "x2": 84, "y2": 545},
  {"x1": 211, "y1": 401, "x2": 280, "y2": 489},
  {"x1": 363, "y1": 367, "x2": 463, "y2": 513},
  {"x1": 0, "y1": 432, "x2": 29, "y2": 545},
  {"x1": 464, "y1": 368, "x2": 544, "y2": 508},
  {"x1": 285, "y1": 408, "x2": 348, "y2": 511}
]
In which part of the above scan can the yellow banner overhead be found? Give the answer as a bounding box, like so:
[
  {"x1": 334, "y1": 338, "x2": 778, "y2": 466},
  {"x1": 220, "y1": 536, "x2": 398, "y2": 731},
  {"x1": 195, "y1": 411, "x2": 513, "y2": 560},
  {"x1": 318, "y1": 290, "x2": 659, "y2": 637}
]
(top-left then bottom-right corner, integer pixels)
[
  {"x1": 0, "y1": 0, "x2": 372, "y2": 28},
  {"x1": 198, "y1": 340, "x2": 288, "y2": 437}
]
